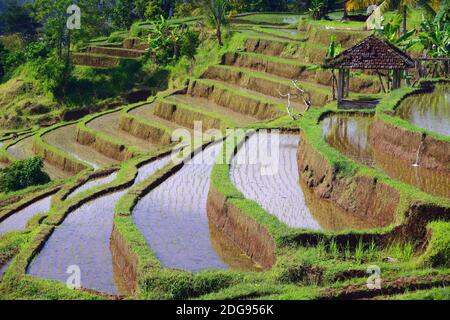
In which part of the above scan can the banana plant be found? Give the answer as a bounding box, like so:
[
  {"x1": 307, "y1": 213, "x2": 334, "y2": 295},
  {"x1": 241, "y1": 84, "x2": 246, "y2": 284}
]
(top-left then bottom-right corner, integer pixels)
[
  {"x1": 376, "y1": 14, "x2": 416, "y2": 50},
  {"x1": 417, "y1": 0, "x2": 450, "y2": 57}
]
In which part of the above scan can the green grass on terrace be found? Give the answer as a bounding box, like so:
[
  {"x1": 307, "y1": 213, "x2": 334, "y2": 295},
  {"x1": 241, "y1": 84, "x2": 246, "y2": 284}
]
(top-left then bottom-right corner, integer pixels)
[{"x1": 231, "y1": 13, "x2": 304, "y2": 25}]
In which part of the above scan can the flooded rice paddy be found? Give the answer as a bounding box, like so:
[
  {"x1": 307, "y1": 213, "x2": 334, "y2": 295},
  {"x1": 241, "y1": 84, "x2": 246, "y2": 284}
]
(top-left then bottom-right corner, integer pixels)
[
  {"x1": 230, "y1": 132, "x2": 321, "y2": 229},
  {"x1": 66, "y1": 172, "x2": 118, "y2": 199},
  {"x1": 43, "y1": 124, "x2": 118, "y2": 169},
  {"x1": 322, "y1": 114, "x2": 450, "y2": 198},
  {"x1": 396, "y1": 84, "x2": 450, "y2": 136},
  {"x1": 27, "y1": 156, "x2": 172, "y2": 294},
  {"x1": 322, "y1": 114, "x2": 374, "y2": 167},
  {"x1": 133, "y1": 142, "x2": 259, "y2": 272},
  {"x1": 0, "y1": 196, "x2": 52, "y2": 235}
]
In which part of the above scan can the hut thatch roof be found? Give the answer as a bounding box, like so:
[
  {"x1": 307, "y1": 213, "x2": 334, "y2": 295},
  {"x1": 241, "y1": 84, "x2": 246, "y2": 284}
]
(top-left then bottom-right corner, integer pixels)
[{"x1": 324, "y1": 35, "x2": 415, "y2": 70}]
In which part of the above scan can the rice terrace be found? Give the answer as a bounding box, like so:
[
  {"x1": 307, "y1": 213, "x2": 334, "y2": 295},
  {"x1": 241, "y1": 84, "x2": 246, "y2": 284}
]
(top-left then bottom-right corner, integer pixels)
[{"x1": 0, "y1": 0, "x2": 449, "y2": 303}]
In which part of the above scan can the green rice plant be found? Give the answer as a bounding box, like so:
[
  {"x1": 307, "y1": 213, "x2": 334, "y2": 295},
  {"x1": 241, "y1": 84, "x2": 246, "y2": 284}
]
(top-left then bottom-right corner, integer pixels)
[
  {"x1": 354, "y1": 240, "x2": 365, "y2": 264},
  {"x1": 366, "y1": 240, "x2": 379, "y2": 262},
  {"x1": 344, "y1": 242, "x2": 352, "y2": 261},
  {"x1": 328, "y1": 240, "x2": 339, "y2": 258},
  {"x1": 316, "y1": 239, "x2": 327, "y2": 258},
  {"x1": 385, "y1": 241, "x2": 416, "y2": 262}
]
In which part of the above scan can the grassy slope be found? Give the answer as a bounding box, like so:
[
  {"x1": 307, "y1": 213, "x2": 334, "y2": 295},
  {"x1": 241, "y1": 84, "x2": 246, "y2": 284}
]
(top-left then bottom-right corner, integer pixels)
[{"x1": 1, "y1": 13, "x2": 449, "y2": 300}]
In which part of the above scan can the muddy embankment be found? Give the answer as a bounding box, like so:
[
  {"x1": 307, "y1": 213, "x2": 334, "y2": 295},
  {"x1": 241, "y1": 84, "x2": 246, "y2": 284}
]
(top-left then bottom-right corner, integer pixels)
[
  {"x1": 207, "y1": 185, "x2": 276, "y2": 270},
  {"x1": 33, "y1": 136, "x2": 88, "y2": 175},
  {"x1": 221, "y1": 52, "x2": 380, "y2": 94},
  {"x1": 297, "y1": 130, "x2": 399, "y2": 228},
  {"x1": 85, "y1": 46, "x2": 146, "y2": 58},
  {"x1": 76, "y1": 125, "x2": 133, "y2": 162},
  {"x1": 153, "y1": 100, "x2": 226, "y2": 131},
  {"x1": 110, "y1": 225, "x2": 138, "y2": 295},
  {"x1": 118, "y1": 112, "x2": 172, "y2": 145},
  {"x1": 297, "y1": 23, "x2": 369, "y2": 48},
  {"x1": 297, "y1": 130, "x2": 450, "y2": 245},
  {"x1": 72, "y1": 54, "x2": 119, "y2": 68},
  {"x1": 187, "y1": 80, "x2": 283, "y2": 120},
  {"x1": 122, "y1": 38, "x2": 149, "y2": 51},
  {"x1": 244, "y1": 38, "x2": 327, "y2": 65},
  {"x1": 202, "y1": 65, "x2": 330, "y2": 107},
  {"x1": 369, "y1": 119, "x2": 450, "y2": 172}
]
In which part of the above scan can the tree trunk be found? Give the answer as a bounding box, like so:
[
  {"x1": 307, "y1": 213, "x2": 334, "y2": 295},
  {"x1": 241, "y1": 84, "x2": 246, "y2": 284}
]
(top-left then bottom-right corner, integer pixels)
[
  {"x1": 402, "y1": 6, "x2": 407, "y2": 35},
  {"x1": 217, "y1": 24, "x2": 223, "y2": 46},
  {"x1": 343, "y1": 0, "x2": 349, "y2": 20}
]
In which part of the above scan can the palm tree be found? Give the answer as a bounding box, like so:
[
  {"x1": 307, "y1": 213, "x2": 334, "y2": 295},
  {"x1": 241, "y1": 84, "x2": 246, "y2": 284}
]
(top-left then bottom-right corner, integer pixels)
[
  {"x1": 347, "y1": 0, "x2": 441, "y2": 34},
  {"x1": 397, "y1": 0, "x2": 419, "y2": 35},
  {"x1": 206, "y1": 0, "x2": 229, "y2": 46}
]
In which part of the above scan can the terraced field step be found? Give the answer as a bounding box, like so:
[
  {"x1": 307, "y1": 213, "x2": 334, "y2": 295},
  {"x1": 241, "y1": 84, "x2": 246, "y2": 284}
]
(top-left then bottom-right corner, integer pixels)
[
  {"x1": 222, "y1": 51, "x2": 381, "y2": 94},
  {"x1": 233, "y1": 27, "x2": 308, "y2": 42},
  {"x1": 191, "y1": 78, "x2": 292, "y2": 116},
  {"x1": 43, "y1": 123, "x2": 119, "y2": 169},
  {"x1": 165, "y1": 94, "x2": 260, "y2": 126},
  {"x1": 85, "y1": 46, "x2": 146, "y2": 58},
  {"x1": 27, "y1": 155, "x2": 172, "y2": 295},
  {"x1": 202, "y1": 64, "x2": 331, "y2": 108},
  {"x1": 230, "y1": 131, "x2": 381, "y2": 230},
  {"x1": 0, "y1": 195, "x2": 52, "y2": 235},
  {"x1": 152, "y1": 98, "x2": 234, "y2": 131},
  {"x1": 6, "y1": 137, "x2": 71, "y2": 180},
  {"x1": 243, "y1": 35, "x2": 329, "y2": 65},
  {"x1": 87, "y1": 111, "x2": 159, "y2": 152},
  {"x1": 72, "y1": 53, "x2": 120, "y2": 68},
  {"x1": 133, "y1": 142, "x2": 259, "y2": 272},
  {"x1": 129, "y1": 103, "x2": 189, "y2": 132}
]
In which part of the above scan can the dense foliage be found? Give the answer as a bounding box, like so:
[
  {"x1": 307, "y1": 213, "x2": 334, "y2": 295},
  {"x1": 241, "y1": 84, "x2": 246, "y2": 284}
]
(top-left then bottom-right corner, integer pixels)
[{"x1": 0, "y1": 157, "x2": 50, "y2": 192}]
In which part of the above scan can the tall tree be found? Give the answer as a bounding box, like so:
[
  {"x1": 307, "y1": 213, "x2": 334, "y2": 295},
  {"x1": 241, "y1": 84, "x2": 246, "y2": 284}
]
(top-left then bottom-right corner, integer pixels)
[
  {"x1": 206, "y1": 0, "x2": 229, "y2": 46},
  {"x1": 0, "y1": 0, "x2": 39, "y2": 41},
  {"x1": 112, "y1": 0, "x2": 135, "y2": 29}
]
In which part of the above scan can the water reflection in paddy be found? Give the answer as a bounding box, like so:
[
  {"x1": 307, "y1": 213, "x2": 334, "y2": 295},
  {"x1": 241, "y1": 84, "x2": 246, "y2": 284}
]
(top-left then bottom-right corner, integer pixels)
[
  {"x1": 322, "y1": 114, "x2": 450, "y2": 198},
  {"x1": 27, "y1": 156, "x2": 171, "y2": 294},
  {"x1": 66, "y1": 172, "x2": 118, "y2": 199},
  {"x1": 0, "y1": 196, "x2": 52, "y2": 235},
  {"x1": 231, "y1": 132, "x2": 321, "y2": 229},
  {"x1": 322, "y1": 114, "x2": 374, "y2": 167},
  {"x1": 396, "y1": 84, "x2": 450, "y2": 136},
  {"x1": 133, "y1": 142, "x2": 259, "y2": 273}
]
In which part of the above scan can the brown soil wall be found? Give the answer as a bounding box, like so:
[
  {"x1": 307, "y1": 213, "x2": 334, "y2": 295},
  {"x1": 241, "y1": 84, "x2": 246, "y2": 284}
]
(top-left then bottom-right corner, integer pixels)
[
  {"x1": 111, "y1": 224, "x2": 138, "y2": 295},
  {"x1": 244, "y1": 38, "x2": 327, "y2": 64},
  {"x1": 154, "y1": 100, "x2": 225, "y2": 131},
  {"x1": 32, "y1": 139, "x2": 87, "y2": 175},
  {"x1": 72, "y1": 54, "x2": 119, "y2": 68},
  {"x1": 222, "y1": 53, "x2": 380, "y2": 94},
  {"x1": 299, "y1": 24, "x2": 369, "y2": 48},
  {"x1": 369, "y1": 118, "x2": 450, "y2": 171},
  {"x1": 206, "y1": 185, "x2": 276, "y2": 270},
  {"x1": 187, "y1": 80, "x2": 283, "y2": 120},
  {"x1": 76, "y1": 127, "x2": 133, "y2": 162},
  {"x1": 86, "y1": 46, "x2": 145, "y2": 58},
  {"x1": 122, "y1": 38, "x2": 149, "y2": 51},
  {"x1": 202, "y1": 65, "x2": 330, "y2": 106},
  {"x1": 297, "y1": 131, "x2": 399, "y2": 228},
  {"x1": 118, "y1": 114, "x2": 172, "y2": 145}
]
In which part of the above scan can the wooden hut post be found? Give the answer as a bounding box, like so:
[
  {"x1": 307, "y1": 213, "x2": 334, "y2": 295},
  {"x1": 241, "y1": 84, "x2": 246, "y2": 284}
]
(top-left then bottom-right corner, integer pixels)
[
  {"x1": 337, "y1": 67, "x2": 345, "y2": 103},
  {"x1": 392, "y1": 69, "x2": 401, "y2": 90},
  {"x1": 345, "y1": 69, "x2": 350, "y2": 98}
]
